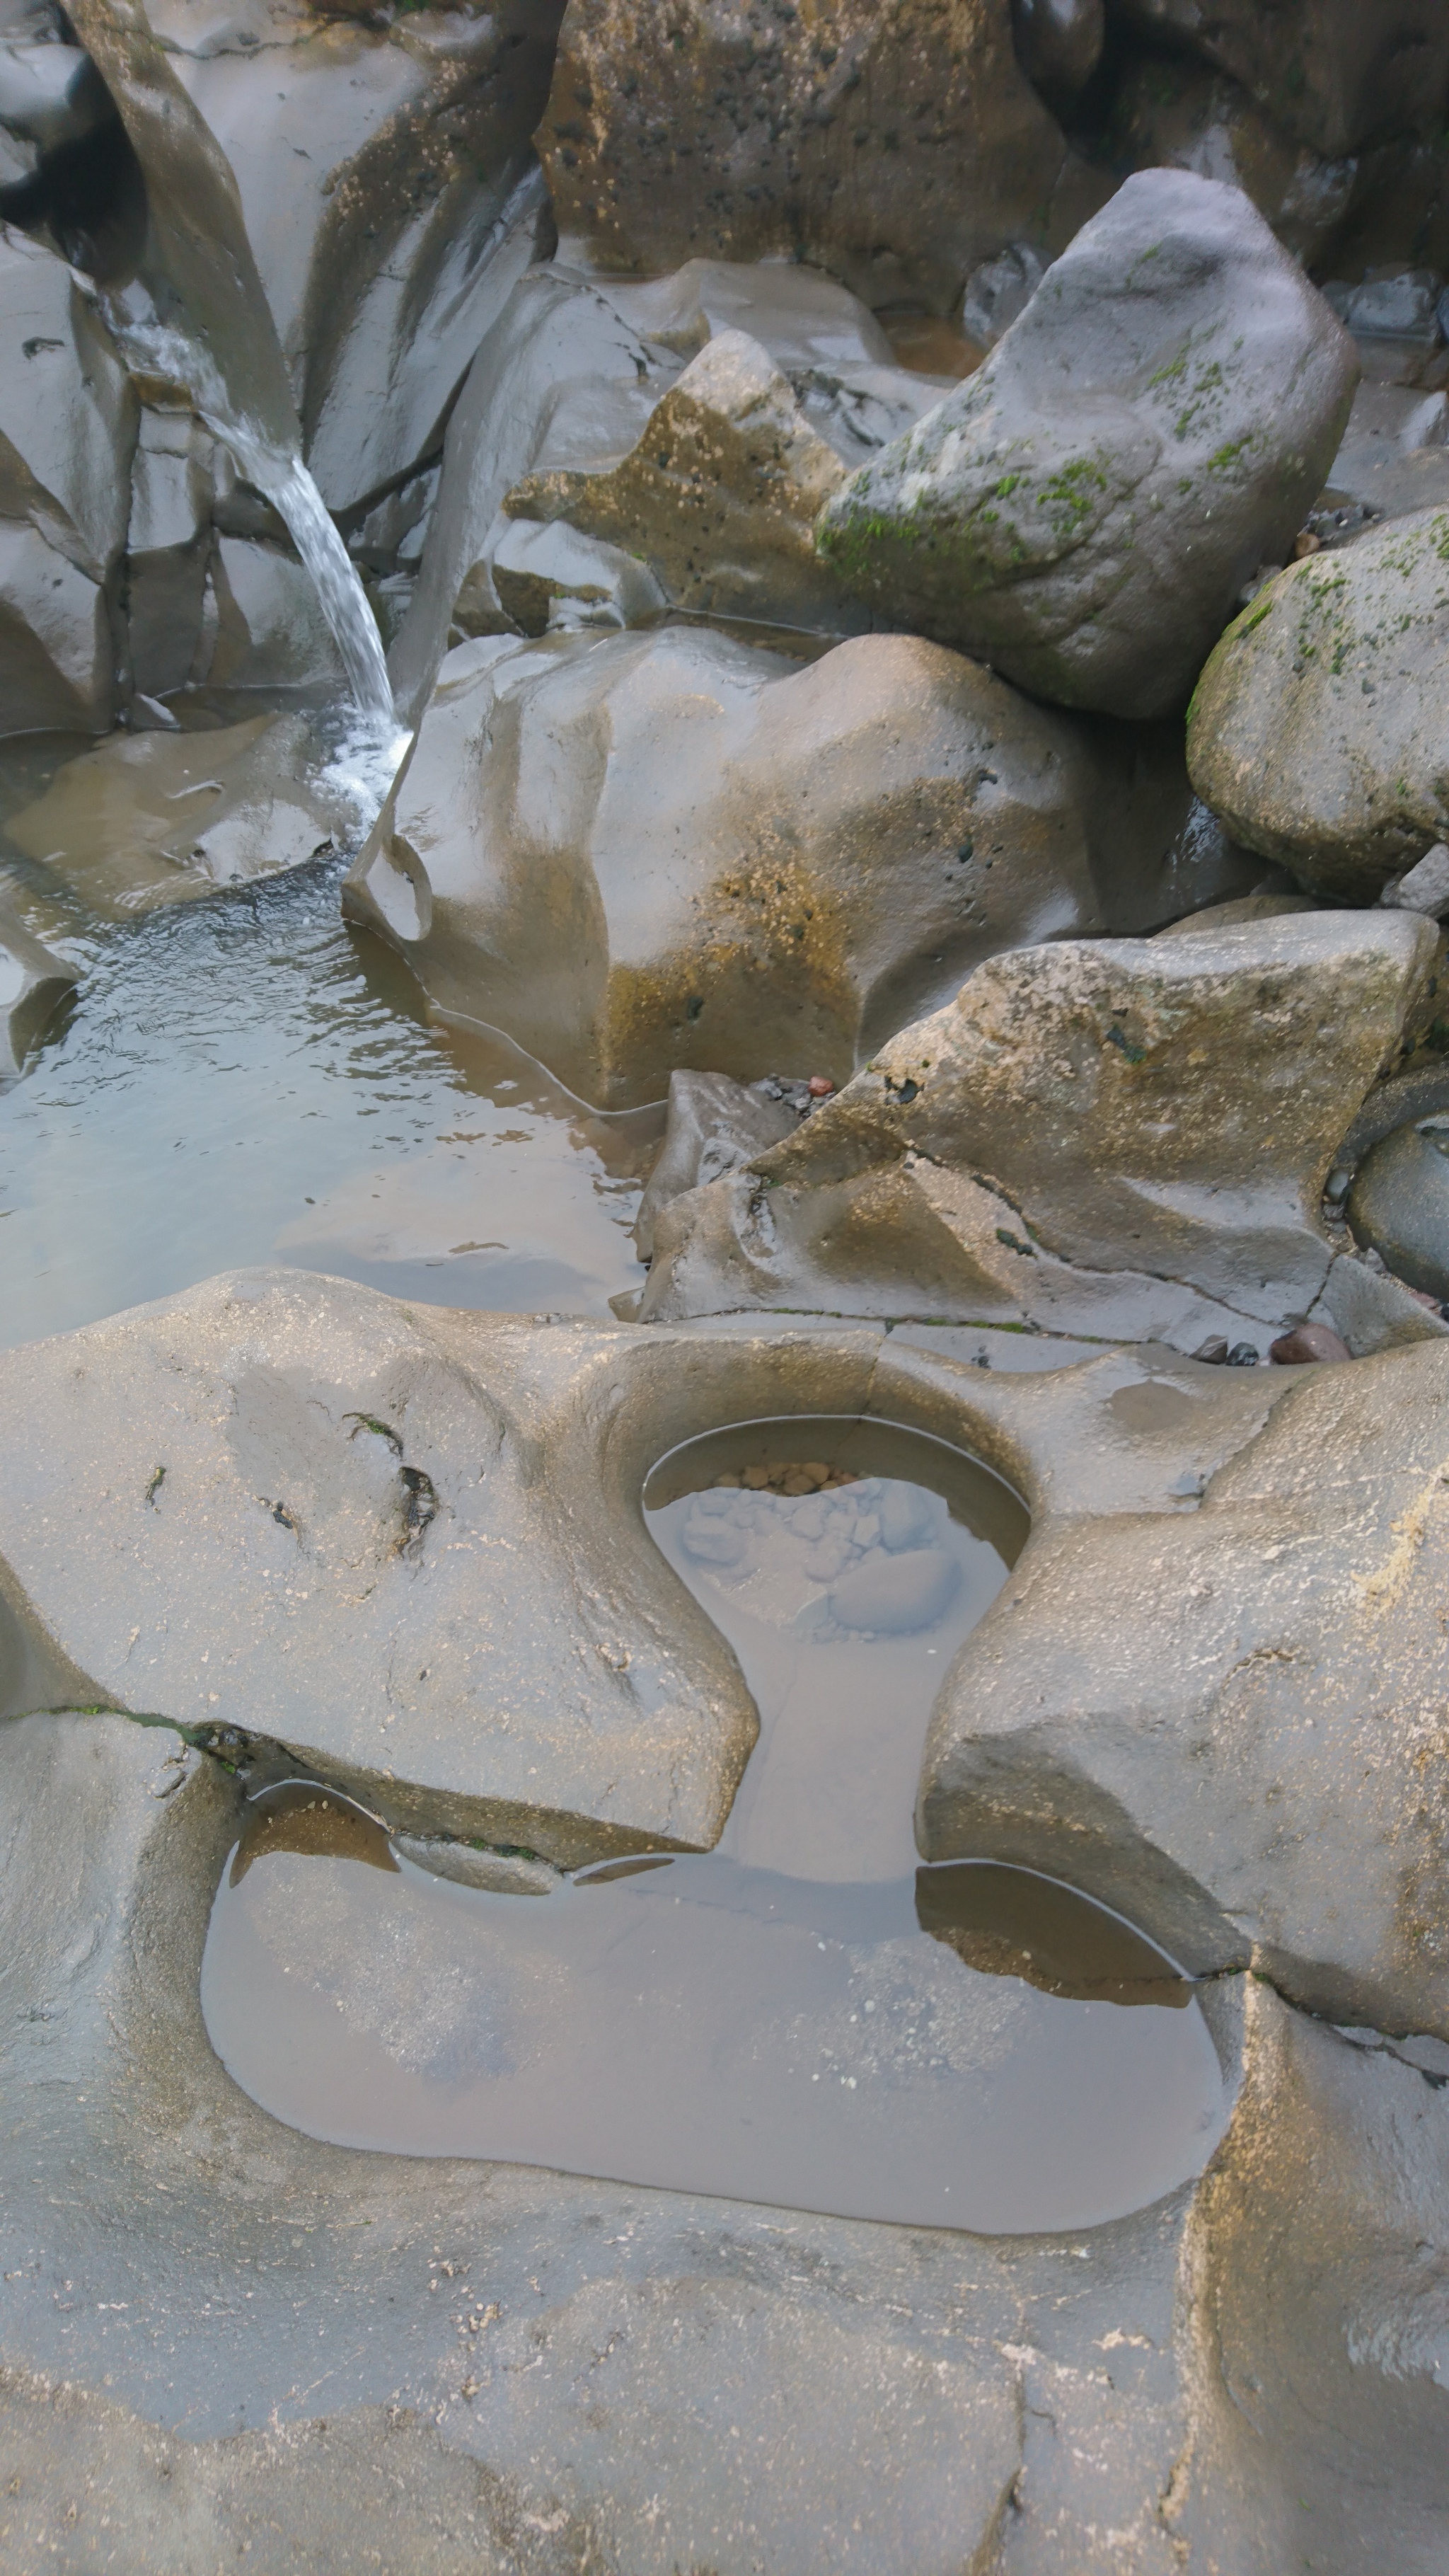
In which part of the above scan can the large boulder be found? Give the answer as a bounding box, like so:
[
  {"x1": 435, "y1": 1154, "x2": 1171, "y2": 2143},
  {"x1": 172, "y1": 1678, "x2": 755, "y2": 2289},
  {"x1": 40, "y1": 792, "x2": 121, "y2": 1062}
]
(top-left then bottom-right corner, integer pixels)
[
  {"x1": 815, "y1": 170, "x2": 1358, "y2": 720},
  {"x1": 918, "y1": 1332, "x2": 1449, "y2": 2038},
  {"x1": 637, "y1": 912, "x2": 1441, "y2": 1353},
  {"x1": 345, "y1": 622, "x2": 1235, "y2": 1110},
  {"x1": 535, "y1": 0, "x2": 1099, "y2": 317},
  {"x1": 1109, "y1": 0, "x2": 1449, "y2": 159},
  {"x1": 0, "y1": 223, "x2": 134, "y2": 735},
  {"x1": 1188, "y1": 503, "x2": 1449, "y2": 899}
]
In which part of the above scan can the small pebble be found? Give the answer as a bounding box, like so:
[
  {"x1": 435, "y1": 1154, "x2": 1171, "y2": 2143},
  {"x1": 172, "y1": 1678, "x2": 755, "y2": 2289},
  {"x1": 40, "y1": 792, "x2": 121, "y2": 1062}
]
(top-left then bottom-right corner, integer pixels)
[
  {"x1": 1269, "y1": 1323, "x2": 1351, "y2": 1366},
  {"x1": 1193, "y1": 1335, "x2": 1229, "y2": 1365},
  {"x1": 807, "y1": 1075, "x2": 834, "y2": 1097},
  {"x1": 1225, "y1": 1342, "x2": 1259, "y2": 1367}
]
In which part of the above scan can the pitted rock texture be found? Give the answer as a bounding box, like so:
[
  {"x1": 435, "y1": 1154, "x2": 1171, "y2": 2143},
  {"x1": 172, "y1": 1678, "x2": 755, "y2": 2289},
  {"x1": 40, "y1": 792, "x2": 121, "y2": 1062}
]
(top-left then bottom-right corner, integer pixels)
[
  {"x1": 638, "y1": 912, "x2": 1442, "y2": 1353},
  {"x1": 0, "y1": 223, "x2": 134, "y2": 736},
  {"x1": 1189, "y1": 502, "x2": 1449, "y2": 899},
  {"x1": 346, "y1": 622, "x2": 1228, "y2": 1110},
  {"x1": 815, "y1": 170, "x2": 1357, "y2": 719},
  {"x1": 502, "y1": 327, "x2": 862, "y2": 643},
  {"x1": 1111, "y1": 0, "x2": 1449, "y2": 159},
  {"x1": 536, "y1": 0, "x2": 1097, "y2": 317}
]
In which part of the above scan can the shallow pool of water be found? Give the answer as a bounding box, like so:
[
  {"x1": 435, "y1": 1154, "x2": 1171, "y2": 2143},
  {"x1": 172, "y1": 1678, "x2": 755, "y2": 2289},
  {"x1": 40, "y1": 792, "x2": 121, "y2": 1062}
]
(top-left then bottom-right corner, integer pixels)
[
  {"x1": 0, "y1": 723, "x2": 652, "y2": 1347},
  {"x1": 202, "y1": 1420, "x2": 1228, "y2": 2233}
]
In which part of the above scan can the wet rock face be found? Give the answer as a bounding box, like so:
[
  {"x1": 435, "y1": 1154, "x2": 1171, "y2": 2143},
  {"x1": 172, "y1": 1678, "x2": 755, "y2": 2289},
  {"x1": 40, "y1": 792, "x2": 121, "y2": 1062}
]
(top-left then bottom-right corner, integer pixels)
[
  {"x1": 501, "y1": 328, "x2": 862, "y2": 644},
  {"x1": 1189, "y1": 503, "x2": 1449, "y2": 899},
  {"x1": 1111, "y1": 0, "x2": 1449, "y2": 159},
  {"x1": 815, "y1": 168, "x2": 1358, "y2": 718},
  {"x1": 345, "y1": 621, "x2": 1221, "y2": 1110},
  {"x1": 0, "y1": 887, "x2": 75, "y2": 1078},
  {"x1": 1349, "y1": 1117, "x2": 1449, "y2": 1299},
  {"x1": 0, "y1": 224, "x2": 134, "y2": 733},
  {"x1": 1108, "y1": 50, "x2": 1358, "y2": 268},
  {"x1": 639, "y1": 912, "x2": 1439, "y2": 1347},
  {"x1": 536, "y1": 0, "x2": 1088, "y2": 316}
]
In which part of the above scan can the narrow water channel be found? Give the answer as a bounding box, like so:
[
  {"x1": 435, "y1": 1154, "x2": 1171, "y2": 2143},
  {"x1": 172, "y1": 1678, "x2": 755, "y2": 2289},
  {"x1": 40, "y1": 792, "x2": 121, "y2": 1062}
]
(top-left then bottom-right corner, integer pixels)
[{"x1": 202, "y1": 1418, "x2": 1228, "y2": 2233}]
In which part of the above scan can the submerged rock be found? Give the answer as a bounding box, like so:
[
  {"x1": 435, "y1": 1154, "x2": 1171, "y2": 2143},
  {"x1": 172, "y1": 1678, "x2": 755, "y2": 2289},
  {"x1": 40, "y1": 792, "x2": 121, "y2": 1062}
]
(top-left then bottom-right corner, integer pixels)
[
  {"x1": 638, "y1": 912, "x2": 1438, "y2": 1348},
  {"x1": 0, "y1": 888, "x2": 75, "y2": 1078},
  {"x1": 347, "y1": 622, "x2": 1226, "y2": 1110},
  {"x1": 7, "y1": 715, "x2": 347, "y2": 918},
  {"x1": 1188, "y1": 503, "x2": 1449, "y2": 898},
  {"x1": 502, "y1": 329, "x2": 864, "y2": 644},
  {"x1": 816, "y1": 171, "x2": 1357, "y2": 720},
  {"x1": 0, "y1": 225, "x2": 135, "y2": 737},
  {"x1": 536, "y1": 0, "x2": 1092, "y2": 317}
]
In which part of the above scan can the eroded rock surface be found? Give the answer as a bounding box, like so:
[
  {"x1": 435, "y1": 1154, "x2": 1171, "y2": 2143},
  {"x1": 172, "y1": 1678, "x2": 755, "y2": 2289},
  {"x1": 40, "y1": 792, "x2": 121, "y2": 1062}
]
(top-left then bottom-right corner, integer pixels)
[
  {"x1": 816, "y1": 170, "x2": 1357, "y2": 719},
  {"x1": 1189, "y1": 502, "x2": 1449, "y2": 898},
  {"x1": 536, "y1": 0, "x2": 1095, "y2": 316},
  {"x1": 0, "y1": 223, "x2": 134, "y2": 735},
  {"x1": 639, "y1": 911, "x2": 1443, "y2": 1352},
  {"x1": 347, "y1": 623, "x2": 1232, "y2": 1109}
]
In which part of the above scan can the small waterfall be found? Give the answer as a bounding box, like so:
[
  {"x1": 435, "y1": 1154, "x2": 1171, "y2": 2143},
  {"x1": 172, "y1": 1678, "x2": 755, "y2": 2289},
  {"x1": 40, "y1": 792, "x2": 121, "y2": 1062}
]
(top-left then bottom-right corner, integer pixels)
[{"x1": 107, "y1": 311, "x2": 397, "y2": 737}]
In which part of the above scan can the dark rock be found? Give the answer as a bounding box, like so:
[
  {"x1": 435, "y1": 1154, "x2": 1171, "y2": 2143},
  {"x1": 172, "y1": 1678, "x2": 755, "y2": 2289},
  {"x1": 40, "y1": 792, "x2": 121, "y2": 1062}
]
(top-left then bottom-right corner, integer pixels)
[
  {"x1": 1269, "y1": 1322, "x2": 1353, "y2": 1363},
  {"x1": 1012, "y1": 0, "x2": 1104, "y2": 96},
  {"x1": 815, "y1": 171, "x2": 1356, "y2": 719},
  {"x1": 1109, "y1": 0, "x2": 1449, "y2": 159},
  {"x1": 1348, "y1": 1117, "x2": 1449, "y2": 1300}
]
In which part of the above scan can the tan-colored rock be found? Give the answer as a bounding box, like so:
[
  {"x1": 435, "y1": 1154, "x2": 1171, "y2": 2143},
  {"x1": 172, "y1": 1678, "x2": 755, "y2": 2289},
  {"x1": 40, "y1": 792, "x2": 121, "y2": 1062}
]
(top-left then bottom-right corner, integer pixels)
[
  {"x1": 346, "y1": 622, "x2": 1223, "y2": 1110},
  {"x1": 1189, "y1": 504, "x2": 1449, "y2": 899},
  {"x1": 536, "y1": 0, "x2": 1099, "y2": 316},
  {"x1": 7, "y1": 714, "x2": 347, "y2": 917},
  {"x1": 638, "y1": 912, "x2": 1439, "y2": 1346},
  {"x1": 917, "y1": 1332, "x2": 1449, "y2": 2037},
  {"x1": 502, "y1": 328, "x2": 861, "y2": 643}
]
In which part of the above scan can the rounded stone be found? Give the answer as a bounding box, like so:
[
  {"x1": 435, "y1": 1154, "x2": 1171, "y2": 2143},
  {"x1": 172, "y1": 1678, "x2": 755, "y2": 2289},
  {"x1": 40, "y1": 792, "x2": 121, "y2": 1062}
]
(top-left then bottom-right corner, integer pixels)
[{"x1": 1348, "y1": 1119, "x2": 1449, "y2": 1301}]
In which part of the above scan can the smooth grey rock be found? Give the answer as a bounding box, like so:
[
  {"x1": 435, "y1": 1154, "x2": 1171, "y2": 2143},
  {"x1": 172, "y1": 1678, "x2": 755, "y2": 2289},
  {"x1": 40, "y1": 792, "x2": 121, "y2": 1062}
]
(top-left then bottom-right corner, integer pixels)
[
  {"x1": 1325, "y1": 266, "x2": 1443, "y2": 344},
  {"x1": 6, "y1": 714, "x2": 347, "y2": 917},
  {"x1": 0, "y1": 224, "x2": 134, "y2": 735},
  {"x1": 1110, "y1": 50, "x2": 1358, "y2": 267},
  {"x1": 816, "y1": 171, "x2": 1357, "y2": 720},
  {"x1": 207, "y1": 534, "x2": 343, "y2": 692},
  {"x1": 536, "y1": 0, "x2": 1099, "y2": 318},
  {"x1": 1188, "y1": 502, "x2": 1449, "y2": 897},
  {"x1": 102, "y1": 0, "x2": 563, "y2": 513},
  {"x1": 0, "y1": 885, "x2": 74, "y2": 1077},
  {"x1": 0, "y1": 35, "x2": 110, "y2": 152},
  {"x1": 959, "y1": 241, "x2": 1045, "y2": 347},
  {"x1": 124, "y1": 398, "x2": 214, "y2": 700},
  {"x1": 346, "y1": 622, "x2": 1228, "y2": 1111},
  {"x1": 502, "y1": 328, "x2": 865, "y2": 645},
  {"x1": 1110, "y1": 0, "x2": 1449, "y2": 158},
  {"x1": 1380, "y1": 841, "x2": 1449, "y2": 916},
  {"x1": 635, "y1": 1072, "x2": 797, "y2": 1261},
  {"x1": 387, "y1": 267, "x2": 681, "y2": 718},
  {"x1": 1348, "y1": 1117, "x2": 1449, "y2": 1298},
  {"x1": 637, "y1": 913, "x2": 1436, "y2": 1347}
]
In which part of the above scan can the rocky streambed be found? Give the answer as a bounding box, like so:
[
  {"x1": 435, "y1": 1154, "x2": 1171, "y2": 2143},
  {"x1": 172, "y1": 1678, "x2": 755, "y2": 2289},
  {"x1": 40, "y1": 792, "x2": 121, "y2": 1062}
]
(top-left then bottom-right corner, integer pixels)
[{"x1": 4, "y1": 3, "x2": 1449, "y2": 2570}]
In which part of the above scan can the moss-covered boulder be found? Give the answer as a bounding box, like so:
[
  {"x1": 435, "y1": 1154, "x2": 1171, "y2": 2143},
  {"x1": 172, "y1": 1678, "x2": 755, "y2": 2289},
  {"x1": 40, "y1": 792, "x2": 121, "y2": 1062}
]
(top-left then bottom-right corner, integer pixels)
[
  {"x1": 814, "y1": 169, "x2": 1356, "y2": 720},
  {"x1": 1188, "y1": 502, "x2": 1449, "y2": 897}
]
